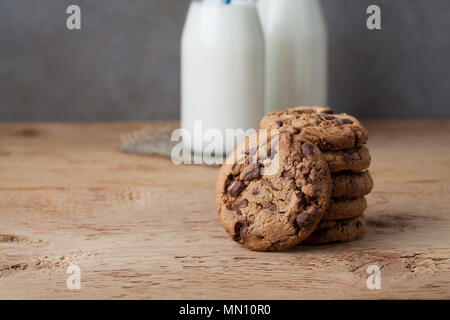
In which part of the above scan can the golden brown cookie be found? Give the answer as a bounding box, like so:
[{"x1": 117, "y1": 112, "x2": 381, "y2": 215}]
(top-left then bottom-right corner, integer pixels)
[
  {"x1": 216, "y1": 131, "x2": 332, "y2": 251},
  {"x1": 323, "y1": 146, "x2": 371, "y2": 173},
  {"x1": 323, "y1": 197, "x2": 367, "y2": 221},
  {"x1": 331, "y1": 171, "x2": 374, "y2": 199},
  {"x1": 260, "y1": 106, "x2": 368, "y2": 151},
  {"x1": 302, "y1": 215, "x2": 366, "y2": 245}
]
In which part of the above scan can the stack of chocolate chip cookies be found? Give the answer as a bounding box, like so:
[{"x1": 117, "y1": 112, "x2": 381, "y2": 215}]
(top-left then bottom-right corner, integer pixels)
[{"x1": 216, "y1": 106, "x2": 373, "y2": 251}]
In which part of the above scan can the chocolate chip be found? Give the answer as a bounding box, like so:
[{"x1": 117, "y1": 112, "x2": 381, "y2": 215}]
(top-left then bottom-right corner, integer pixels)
[
  {"x1": 271, "y1": 241, "x2": 282, "y2": 248},
  {"x1": 229, "y1": 181, "x2": 245, "y2": 197},
  {"x1": 296, "y1": 192, "x2": 306, "y2": 204},
  {"x1": 282, "y1": 171, "x2": 292, "y2": 179},
  {"x1": 252, "y1": 188, "x2": 260, "y2": 195},
  {"x1": 257, "y1": 235, "x2": 264, "y2": 240},
  {"x1": 306, "y1": 174, "x2": 313, "y2": 184},
  {"x1": 233, "y1": 223, "x2": 247, "y2": 242},
  {"x1": 343, "y1": 154, "x2": 353, "y2": 163},
  {"x1": 321, "y1": 109, "x2": 334, "y2": 114},
  {"x1": 293, "y1": 128, "x2": 302, "y2": 135},
  {"x1": 244, "y1": 165, "x2": 261, "y2": 181},
  {"x1": 269, "y1": 204, "x2": 276, "y2": 211},
  {"x1": 296, "y1": 214, "x2": 308, "y2": 229},
  {"x1": 276, "y1": 121, "x2": 283, "y2": 127},
  {"x1": 301, "y1": 143, "x2": 315, "y2": 157},
  {"x1": 233, "y1": 199, "x2": 248, "y2": 210},
  {"x1": 296, "y1": 208, "x2": 318, "y2": 228},
  {"x1": 296, "y1": 214, "x2": 308, "y2": 226},
  {"x1": 342, "y1": 118, "x2": 354, "y2": 125},
  {"x1": 356, "y1": 221, "x2": 362, "y2": 228},
  {"x1": 323, "y1": 115, "x2": 335, "y2": 121}
]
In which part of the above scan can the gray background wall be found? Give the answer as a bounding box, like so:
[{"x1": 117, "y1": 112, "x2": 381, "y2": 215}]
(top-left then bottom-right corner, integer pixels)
[{"x1": 0, "y1": 0, "x2": 449, "y2": 121}]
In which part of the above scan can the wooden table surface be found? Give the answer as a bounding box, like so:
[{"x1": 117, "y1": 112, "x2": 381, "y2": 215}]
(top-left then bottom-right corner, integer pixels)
[{"x1": 1, "y1": 120, "x2": 449, "y2": 300}]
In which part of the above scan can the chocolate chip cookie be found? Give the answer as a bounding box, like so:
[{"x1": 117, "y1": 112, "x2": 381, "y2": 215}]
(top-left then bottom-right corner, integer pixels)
[
  {"x1": 331, "y1": 170, "x2": 373, "y2": 199},
  {"x1": 302, "y1": 215, "x2": 366, "y2": 245},
  {"x1": 324, "y1": 197, "x2": 367, "y2": 221},
  {"x1": 260, "y1": 106, "x2": 368, "y2": 151},
  {"x1": 323, "y1": 146, "x2": 371, "y2": 173},
  {"x1": 216, "y1": 131, "x2": 331, "y2": 251}
]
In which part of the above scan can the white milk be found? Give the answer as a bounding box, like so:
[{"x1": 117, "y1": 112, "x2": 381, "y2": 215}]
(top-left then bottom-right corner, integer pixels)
[
  {"x1": 181, "y1": 0, "x2": 264, "y2": 155},
  {"x1": 258, "y1": 0, "x2": 328, "y2": 113}
]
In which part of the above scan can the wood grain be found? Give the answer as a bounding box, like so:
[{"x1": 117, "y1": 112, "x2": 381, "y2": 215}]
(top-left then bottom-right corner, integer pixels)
[{"x1": 1, "y1": 120, "x2": 449, "y2": 299}]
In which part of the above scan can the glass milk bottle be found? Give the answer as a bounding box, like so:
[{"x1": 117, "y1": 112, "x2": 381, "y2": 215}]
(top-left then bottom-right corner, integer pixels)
[
  {"x1": 181, "y1": 0, "x2": 265, "y2": 155},
  {"x1": 258, "y1": 0, "x2": 328, "y2": 113}
]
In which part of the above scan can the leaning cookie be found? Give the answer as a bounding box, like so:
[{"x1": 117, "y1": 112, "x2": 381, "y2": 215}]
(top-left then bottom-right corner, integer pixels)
[
  {"x1": 331, "y1": 171, "x2": 374, "y2": 199},
  {"x1": 323, "y1": 197, "x2": 367, "y2": 221},
  {"x1": 260, "y1": 106, "x2": 368, "y2": 151},
  {"x1": 302, "y1": 215, "x2": 366, "y2": 245},
  {"x1": 216, "y1": 131, "x2": 332, "y2": 251},
  {"x1": 323, "y1": 146, "x2": 371, "y2": 173}
]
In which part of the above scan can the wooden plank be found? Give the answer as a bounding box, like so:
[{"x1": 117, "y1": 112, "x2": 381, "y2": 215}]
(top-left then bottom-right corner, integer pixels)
[{"x1": 0, "y1": 120, "x2": 449, "y2": 299}]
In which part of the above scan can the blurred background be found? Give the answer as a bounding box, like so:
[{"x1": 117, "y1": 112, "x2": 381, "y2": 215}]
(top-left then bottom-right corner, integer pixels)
[{"x1": 0, "y1": 0, "x2": 449, "y2": 121}]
